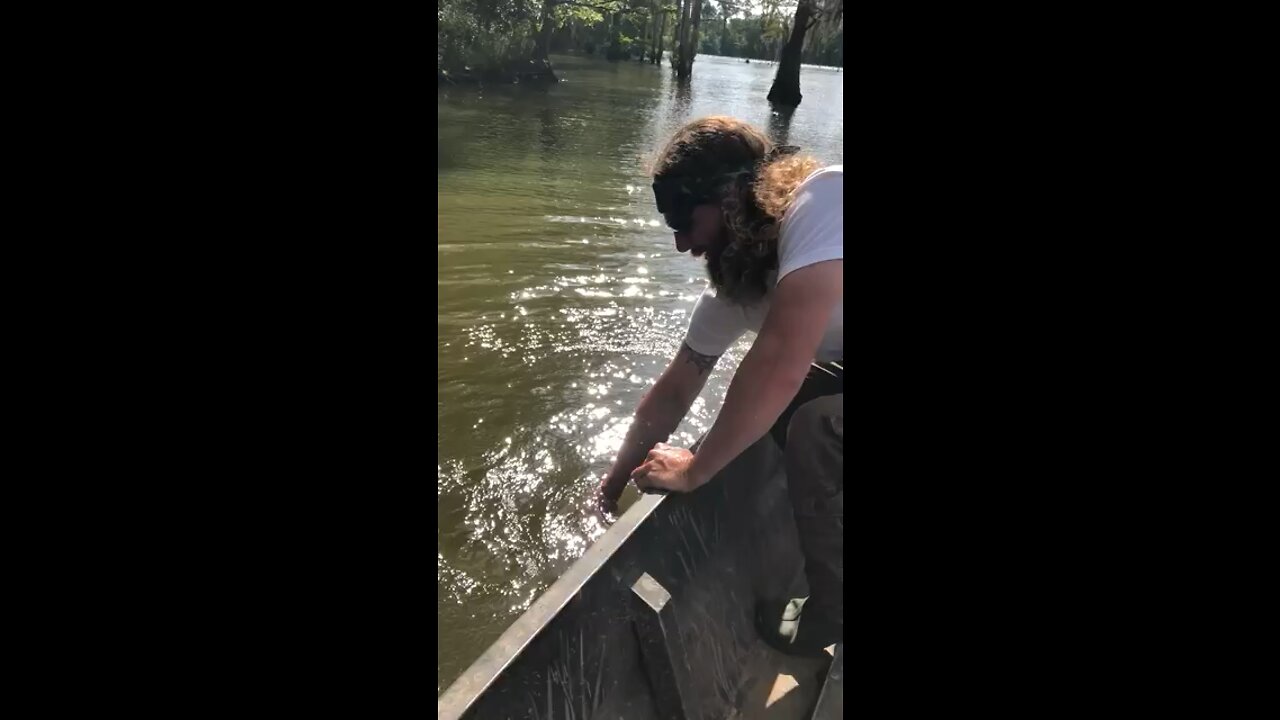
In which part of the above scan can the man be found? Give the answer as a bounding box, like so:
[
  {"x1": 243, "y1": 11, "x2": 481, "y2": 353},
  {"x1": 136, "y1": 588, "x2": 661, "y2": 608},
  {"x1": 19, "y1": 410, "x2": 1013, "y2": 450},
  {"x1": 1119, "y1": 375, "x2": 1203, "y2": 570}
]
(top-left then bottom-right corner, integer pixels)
[{"x1": 597, "y1": 116, "x2": 843, "y2": 656}]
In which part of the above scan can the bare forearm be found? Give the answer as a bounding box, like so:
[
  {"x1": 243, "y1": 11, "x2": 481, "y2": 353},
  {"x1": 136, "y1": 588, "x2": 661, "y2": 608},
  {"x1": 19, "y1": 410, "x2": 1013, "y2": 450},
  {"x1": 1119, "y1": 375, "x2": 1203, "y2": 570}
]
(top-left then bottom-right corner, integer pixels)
[
  {"x1": 689, "y1": 338, "x2": 808, "y2": 485},
  {"x1": 601, "y1": 387, "x2": 688, "y2": 497},
  {"x1": 627, "y1": 264, "x2": 841, "y2": 497}
]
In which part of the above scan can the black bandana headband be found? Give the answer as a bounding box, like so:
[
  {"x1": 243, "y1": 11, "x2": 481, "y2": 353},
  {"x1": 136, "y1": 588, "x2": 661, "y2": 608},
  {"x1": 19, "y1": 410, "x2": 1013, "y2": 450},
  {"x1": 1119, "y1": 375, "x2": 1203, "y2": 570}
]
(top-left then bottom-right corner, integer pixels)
[{"x1": 652, "y1": 145, "x2": 801, "y2": 223}]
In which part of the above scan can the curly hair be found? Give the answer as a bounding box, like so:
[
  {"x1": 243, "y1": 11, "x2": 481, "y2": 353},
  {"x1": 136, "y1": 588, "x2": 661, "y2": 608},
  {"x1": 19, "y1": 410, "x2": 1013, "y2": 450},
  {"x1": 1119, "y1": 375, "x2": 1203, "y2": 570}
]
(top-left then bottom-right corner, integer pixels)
[{"x1": 652, "y1": 116, "x2": 821, "y2": 303}]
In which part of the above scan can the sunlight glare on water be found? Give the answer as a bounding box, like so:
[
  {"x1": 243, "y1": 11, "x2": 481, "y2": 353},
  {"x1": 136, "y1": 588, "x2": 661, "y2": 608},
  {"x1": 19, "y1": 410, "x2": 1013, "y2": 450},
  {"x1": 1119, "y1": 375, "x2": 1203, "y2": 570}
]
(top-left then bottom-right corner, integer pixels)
[{"x1": 438, "y1": 53, "x2": 842, "y2": 691}]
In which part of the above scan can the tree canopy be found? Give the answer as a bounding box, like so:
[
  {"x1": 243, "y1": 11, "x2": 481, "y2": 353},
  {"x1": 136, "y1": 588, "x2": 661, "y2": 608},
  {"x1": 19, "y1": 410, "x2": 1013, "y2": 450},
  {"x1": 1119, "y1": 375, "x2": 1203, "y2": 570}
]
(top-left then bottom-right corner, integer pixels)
[{"x1": 438, "y1": 0, "x2": 843, "y2": 78}]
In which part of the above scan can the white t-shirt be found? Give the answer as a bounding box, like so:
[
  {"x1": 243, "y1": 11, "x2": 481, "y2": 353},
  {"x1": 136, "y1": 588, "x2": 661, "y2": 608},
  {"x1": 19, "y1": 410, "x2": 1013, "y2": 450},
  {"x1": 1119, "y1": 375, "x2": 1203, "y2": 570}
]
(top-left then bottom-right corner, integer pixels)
[{"x1": 682, "y1": 165, "x2": 843, "y2": 362}]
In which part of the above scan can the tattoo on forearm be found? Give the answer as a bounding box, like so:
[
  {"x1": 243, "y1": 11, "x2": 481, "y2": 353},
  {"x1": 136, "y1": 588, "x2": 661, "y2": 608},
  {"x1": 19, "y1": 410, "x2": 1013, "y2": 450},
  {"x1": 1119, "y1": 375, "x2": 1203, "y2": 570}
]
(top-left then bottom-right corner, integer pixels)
[{"x1": 681, "y1": 343, "x2": 719, "y2": 376}]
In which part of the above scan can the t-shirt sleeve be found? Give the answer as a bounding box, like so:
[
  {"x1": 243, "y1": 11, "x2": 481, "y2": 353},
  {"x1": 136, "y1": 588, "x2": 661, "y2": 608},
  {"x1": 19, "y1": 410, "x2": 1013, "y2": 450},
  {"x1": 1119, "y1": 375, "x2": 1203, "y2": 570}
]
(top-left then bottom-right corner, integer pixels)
[
  {"x1": 777, "y1": 167, "x2": 843, "y2": 283},
  {"x1": 682, "y1": 284, "x2": 749, "y2": 357}
]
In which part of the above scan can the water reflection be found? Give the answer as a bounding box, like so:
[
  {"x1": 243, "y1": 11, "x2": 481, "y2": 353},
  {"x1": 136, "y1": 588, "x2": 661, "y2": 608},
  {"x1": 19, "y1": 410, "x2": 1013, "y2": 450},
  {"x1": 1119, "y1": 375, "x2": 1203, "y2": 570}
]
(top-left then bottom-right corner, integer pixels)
[
  {"x1": 437, "y1": 54, "x2": 843, "y2": 690},
  {"x1": 537, "y1": 106, "x2": 559, "y2": 157},
  {"x1": 768, "y1": 104, "x2": 797, "y2": 145},
  {"x1": 671, "y1": 77, "x2": 693, "y2": 116}
]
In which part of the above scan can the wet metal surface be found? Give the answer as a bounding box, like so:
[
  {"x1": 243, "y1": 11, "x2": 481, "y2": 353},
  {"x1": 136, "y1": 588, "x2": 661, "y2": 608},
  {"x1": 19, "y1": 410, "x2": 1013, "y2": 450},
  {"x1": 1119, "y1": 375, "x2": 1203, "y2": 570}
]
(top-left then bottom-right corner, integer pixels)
[{"x1": 438, "y1": 436, "x2": 817, "y2": 720}]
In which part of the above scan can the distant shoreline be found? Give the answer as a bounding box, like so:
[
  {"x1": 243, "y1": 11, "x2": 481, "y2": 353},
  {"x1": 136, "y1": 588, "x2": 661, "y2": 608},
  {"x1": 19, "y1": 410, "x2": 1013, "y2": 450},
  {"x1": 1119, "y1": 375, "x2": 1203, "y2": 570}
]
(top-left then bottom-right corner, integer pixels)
[{"x1": 693, "y1": 53, "x2": 843, "y2": 71}]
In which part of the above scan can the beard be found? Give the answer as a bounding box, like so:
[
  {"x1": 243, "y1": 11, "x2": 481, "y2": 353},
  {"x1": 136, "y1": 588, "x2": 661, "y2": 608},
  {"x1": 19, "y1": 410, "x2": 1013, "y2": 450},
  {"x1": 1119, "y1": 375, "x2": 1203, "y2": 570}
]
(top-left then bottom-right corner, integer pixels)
[{"x1": 704, "y1": 228, "x2": 777, "y2": 306}]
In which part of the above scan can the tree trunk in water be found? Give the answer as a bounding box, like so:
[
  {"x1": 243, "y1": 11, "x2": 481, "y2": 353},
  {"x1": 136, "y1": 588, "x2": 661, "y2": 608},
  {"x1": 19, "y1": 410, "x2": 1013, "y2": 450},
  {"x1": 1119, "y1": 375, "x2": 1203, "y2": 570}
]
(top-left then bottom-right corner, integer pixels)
[
  {"x1": 689, "y1": 0, "x2": 703, "y2": 72},
  {"x1": 637, "y1": 10, "x2": 646, "y2": 62},
  {"x1": 676, "y1": 0, "x2": 691, "y2": 78},
  {"x1": 656, "y1": 11, "x2": 667, "y2": 64},
  {"x1": 671, "y1": 0, "x2": 682, "y2": 70},
  {"x1": 649, "y1": 2, "x2": 662, "y2": 64},
  {"x1": 534, "y1": 0, "x2": 555, "y2": 61},
  {"x1": 767, "y1": 0, "x2": 813, "y2": 107},
  {"x1": 640, "y1": 4, "x2": 651, "y2": 62},
  {"x1": 607, "y1": 12, "x2": 625, "y2": 61},
  {"x1": 675, "y1": 0, "x2": 696, "y2": 78},
  {"x1": 639, "y1": 10, "x2": 649, "y2": 62}
]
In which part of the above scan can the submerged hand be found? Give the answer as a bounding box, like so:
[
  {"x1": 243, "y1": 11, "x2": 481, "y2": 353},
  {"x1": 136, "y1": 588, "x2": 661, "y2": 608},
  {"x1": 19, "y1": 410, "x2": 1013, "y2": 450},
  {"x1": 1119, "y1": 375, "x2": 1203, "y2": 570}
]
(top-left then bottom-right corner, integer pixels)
[{"x1": 591, "y1": 475, "x2": 620, "y2": 522}]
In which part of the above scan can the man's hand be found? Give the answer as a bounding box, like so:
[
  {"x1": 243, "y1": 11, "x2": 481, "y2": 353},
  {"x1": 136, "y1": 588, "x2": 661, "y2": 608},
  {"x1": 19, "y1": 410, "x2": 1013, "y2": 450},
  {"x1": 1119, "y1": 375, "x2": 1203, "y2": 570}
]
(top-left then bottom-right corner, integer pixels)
[
  {"x1": 594, "y1": 344, "x2": 714, "y2": 515},
  {"x1": 631, "y1": 443, "x2": 705, "y2": 494}
]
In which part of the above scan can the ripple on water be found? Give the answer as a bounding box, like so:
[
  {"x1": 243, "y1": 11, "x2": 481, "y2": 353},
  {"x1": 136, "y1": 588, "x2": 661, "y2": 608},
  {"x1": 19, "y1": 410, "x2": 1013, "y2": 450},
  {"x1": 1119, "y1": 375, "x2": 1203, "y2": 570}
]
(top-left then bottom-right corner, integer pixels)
[{"x1": 438, "y1": 52, "x2": 842, "y2": 689}]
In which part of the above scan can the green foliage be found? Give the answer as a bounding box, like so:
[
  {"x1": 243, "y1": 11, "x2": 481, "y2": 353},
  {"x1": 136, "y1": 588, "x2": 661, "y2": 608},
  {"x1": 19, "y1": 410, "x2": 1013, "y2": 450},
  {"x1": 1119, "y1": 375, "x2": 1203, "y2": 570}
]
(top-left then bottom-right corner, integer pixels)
[
  {"x1": 701, "y1": 0, "x2": 842, "y2": 66},
  {"x1": 439, "y1": 0, "x2": 542, "y2": 72},
  {"x1": 438, "y1": 0, "x2": 841, "y2": 76},
  {"x1": 560, "y1": 5, "x2": 603, "y2": 25}
]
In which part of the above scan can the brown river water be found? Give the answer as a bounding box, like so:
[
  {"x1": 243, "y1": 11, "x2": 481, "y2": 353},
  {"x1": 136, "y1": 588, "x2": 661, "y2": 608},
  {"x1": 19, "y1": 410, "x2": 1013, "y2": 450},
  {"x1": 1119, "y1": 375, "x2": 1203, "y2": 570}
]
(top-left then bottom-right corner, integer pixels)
[{"x1": 438, "y1": 53, "x2": 843, "y2": 692}]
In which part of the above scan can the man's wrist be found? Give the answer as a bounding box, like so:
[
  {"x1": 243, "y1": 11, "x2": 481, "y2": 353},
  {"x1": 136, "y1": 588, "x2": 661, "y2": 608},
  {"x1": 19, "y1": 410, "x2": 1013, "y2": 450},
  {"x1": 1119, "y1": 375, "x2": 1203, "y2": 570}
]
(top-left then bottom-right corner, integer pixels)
[{"x1": 687, "y1": 455, "x2": 715, "y2": 489}]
